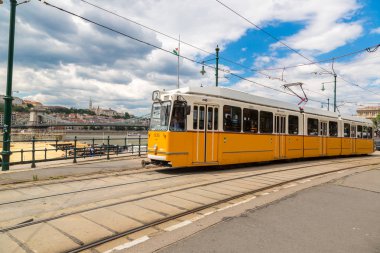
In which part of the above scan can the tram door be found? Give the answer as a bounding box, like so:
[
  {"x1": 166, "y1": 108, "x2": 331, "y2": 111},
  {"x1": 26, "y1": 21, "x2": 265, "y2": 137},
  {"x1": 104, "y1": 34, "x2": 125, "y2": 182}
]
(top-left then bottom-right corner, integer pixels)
[
  {"x1": 274, "y1": 115, "x2": 286, "y2": 159},
  {"x1": 320, "y1": 121, "x2": 328, "y2": 155},
  {"x1": 193, "y1": 104, "x2": 219, "y2": 164},
  {"x1": 351, "y1": 125, "x2": 357, "y2": 153}
]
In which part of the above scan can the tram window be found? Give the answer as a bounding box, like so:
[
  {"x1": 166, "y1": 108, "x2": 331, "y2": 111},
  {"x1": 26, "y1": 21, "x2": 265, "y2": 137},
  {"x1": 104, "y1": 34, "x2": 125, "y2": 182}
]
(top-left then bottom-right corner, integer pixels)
[
  {"x1": 199, "y1": 106, "x2": 205, "y2": 130},
  {"x1": 214, "y1": 108, "x2": 219, "y2": 130},
  {"x1": 329, "y1": 121, "x2": 338, "y2": 137},
  {"x1": 169, "y1": 101, "x2": 186, "y2": 131},
  {"x1": 193, "y1": 106, "x2": 198, "y2": 130},
  {"x1": 223, "y1": 105, "x2": 241, "y2": 132},
  {"x1": 260, "y1": 111, "x2": 273, "y2": 133},
  {"x1": 307, "y1": 118, "x2": 318, "y2": 135},
  {"x1": 357, "y1": 125, "x2": 362, "y2": 138},
  {"x1": 368, "y1": 127, "x2": 373, "y2": 138},
  {"x1": 288, "y1": 115, "x2": 299, "y2": 135},
  {"x1": 243, "y1": 109, "x2": 258, "y2": 133},
  {"x1": 207, "y1": 107, "x2": 213, "y2": 130},
  {"x1": 351, "y1": 125, "x2": 356, "y2": 138},
  {"x1": 363, "y1": 126, "x2": 368, "y2": 138},
  {"x1": 344, "y1": 123, "x2": 350, "y2": 137}
]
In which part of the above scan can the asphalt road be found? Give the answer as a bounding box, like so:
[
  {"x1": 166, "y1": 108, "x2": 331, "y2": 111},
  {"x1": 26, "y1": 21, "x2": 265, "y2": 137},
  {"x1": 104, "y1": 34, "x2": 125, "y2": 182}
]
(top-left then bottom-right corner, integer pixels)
[{"x1": 158, "y1": 169, "x2": 380, "y2": 253}]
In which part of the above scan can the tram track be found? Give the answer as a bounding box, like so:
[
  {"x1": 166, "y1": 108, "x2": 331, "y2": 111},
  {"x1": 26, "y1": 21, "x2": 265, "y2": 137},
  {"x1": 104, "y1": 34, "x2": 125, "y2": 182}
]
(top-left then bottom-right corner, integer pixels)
[
  {"x1": 1, "y1": 158, "x2": 379, "y2": 236},
  {"x1": 0, "y1": 155, "x2": 374, "y2": 192},
  {"x1": 0, "y1": 157, "x2": 373, "y2": 214},
  {"x1": 0, "y1": 155, "x2": 375, "y2": 206},
  {"x1": 66, "y1": 161, "x2": 380, "y2": 253},
  {"x1": 0, "y1": 174, "x2": 184, "y2": 206}
]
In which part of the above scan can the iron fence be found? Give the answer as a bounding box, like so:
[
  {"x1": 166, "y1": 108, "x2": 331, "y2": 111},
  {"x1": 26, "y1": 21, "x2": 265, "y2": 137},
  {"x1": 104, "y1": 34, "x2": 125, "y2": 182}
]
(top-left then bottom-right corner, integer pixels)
[{"x1": 1, "y1": 135, "x2": 148, "y2": 169}]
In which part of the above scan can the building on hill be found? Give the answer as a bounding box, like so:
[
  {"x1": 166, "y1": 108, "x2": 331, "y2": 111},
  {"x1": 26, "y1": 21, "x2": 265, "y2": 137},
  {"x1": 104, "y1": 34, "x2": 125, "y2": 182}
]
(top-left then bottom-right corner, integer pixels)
[
  {"x1": 44, "y1": 106, "x2": 69, "y2": 111},
  {"x1": 93, "y1": 106, "x2": 121, "y2": 117},
  {"x1": 23, "y1": 99, "x2": 43, "y2": 107},
  {"x1": 0, "y1": 95, "x2": 24, "y2": 106}
]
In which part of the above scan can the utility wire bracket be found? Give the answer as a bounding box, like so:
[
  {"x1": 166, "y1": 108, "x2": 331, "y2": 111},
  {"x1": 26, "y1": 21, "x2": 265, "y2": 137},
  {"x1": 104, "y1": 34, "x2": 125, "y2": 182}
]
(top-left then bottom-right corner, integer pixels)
[{"x1": 283, "y1": 82, "x2": 308, "y2": 110}]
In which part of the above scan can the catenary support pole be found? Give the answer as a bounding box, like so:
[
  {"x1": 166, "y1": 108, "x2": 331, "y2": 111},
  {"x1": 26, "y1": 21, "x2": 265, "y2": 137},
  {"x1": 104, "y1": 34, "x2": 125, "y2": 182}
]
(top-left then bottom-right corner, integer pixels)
[
  {"x1": 215, "y1": 45, "x2": 219, "y2": 87},
  {"x1": 1, "y1": 0, "x2": 17, "y2": 171},
  {"x1": 333, "y1": 74, "x2": 337, "y2": 112}
]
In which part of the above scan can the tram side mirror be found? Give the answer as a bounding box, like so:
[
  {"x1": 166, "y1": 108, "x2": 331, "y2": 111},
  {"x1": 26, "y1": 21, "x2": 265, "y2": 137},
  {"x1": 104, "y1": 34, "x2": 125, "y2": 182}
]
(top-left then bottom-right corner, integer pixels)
[{"x1": 186, "y1": 105, "x2": 191, "y2": 115}]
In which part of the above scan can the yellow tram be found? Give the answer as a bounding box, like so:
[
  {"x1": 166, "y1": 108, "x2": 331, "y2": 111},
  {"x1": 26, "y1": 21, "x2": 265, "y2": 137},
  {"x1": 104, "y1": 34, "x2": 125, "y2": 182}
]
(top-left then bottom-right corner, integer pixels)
[{"x1": 147, "y1": 87, "x2": 375, "y2": 167}]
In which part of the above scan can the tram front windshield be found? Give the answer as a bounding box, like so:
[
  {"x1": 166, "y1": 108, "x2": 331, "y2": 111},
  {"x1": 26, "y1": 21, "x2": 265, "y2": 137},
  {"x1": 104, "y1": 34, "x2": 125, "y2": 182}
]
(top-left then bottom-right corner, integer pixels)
[{"x1": 150, "y1": 101, "x2": 171, "y2": 131}]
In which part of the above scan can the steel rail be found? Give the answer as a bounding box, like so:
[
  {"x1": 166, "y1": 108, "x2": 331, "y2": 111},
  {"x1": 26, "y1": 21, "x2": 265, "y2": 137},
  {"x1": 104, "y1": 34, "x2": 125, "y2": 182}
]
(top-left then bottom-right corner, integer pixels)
[
  {"x1": 1, "y1": 159, "x2": 379, "y2": 234},
  {"x1": 0, "y1": 155, "x2": 372, "y2": 191},
  {"x1": 66, "y1": 162, "x2": 380, "y2": 253},
  {"x1": 0, "y1": 174, "x2": 184, "y2": 206}
]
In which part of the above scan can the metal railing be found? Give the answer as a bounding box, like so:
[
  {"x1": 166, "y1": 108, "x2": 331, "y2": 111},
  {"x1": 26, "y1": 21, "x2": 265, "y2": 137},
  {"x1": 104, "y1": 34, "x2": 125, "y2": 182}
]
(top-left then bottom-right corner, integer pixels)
[{"x1": 1, "y1": 135, "x2": 147, "y2": 169}]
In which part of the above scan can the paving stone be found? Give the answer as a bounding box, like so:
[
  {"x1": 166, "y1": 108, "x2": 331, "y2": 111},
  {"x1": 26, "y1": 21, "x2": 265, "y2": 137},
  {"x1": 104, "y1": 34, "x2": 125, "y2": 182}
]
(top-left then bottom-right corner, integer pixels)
[
  {"x1": 0, "y1": 233, "x2": 26, "y2": 253},
  {"x1": 170, "y1": 192, "x2": 215, "y2": 205},
  {"x1": 9, "y1": 223, "x2": 79, "y2": 253},
  {"x1": 81, "y1": 208, "x2": 143, "y2": 233},
  {"x1": 200, "y1": 185, "x2": 239, "y2": 196},
  {"x1": 211, "y1": 183, "x2": 249, "y2": 193},
  {"x1": 134, "y1": 199, "x2": 184, "y2": 216},
  {"x1": 127, "y1": 227, "x2": 159, "y2": 240},
  {"x1": 152, "y1": 195, "x2": 201, "y2": 210},
  {"x1": 109, "y1": 203, "x2": 165, "y2": 223},
  {"x1": 188, "y1": 188, "x2": 231, "y2": 200},
  {"x1": 196, "y1": 207, "x2": 218, "y2": 215},
  {"x1": 0, "y1": 190, "x2": 27, "y2": 205},
  {"x1": 48, "y1": 215, "x2": 113, "y2": 245},
  {"x1": 154, "y1": 219, "x2": 185, "y2": 230},
  {"x1": 240, "y1": 178, "x2": 273, "y2": 186},
  {"x1": 15, "y1": 186, "x2": 50, "y2": 196},
  {"x1": 36, "y1": 183, "x2": 76, "y2": 193},
  {"x1": 223, "y1": 180, "x2": 257, "y2": 190},
  {"x1": 253, "y1": 175, "x2": 284, "y2": 183}
]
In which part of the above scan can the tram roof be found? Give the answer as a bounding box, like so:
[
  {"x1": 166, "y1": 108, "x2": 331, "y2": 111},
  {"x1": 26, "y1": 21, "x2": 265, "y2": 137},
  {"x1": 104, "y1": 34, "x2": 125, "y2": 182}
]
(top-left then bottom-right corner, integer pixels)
[{"x1": 163, "y1": 86, "x2": 372, "y2": 124}]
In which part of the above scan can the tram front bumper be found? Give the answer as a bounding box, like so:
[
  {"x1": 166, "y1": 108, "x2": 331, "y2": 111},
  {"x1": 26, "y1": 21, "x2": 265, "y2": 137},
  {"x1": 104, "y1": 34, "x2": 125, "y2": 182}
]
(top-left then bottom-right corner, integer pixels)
[{"x1": 147, "y1": 154, "x2": 167, "y2": 161}]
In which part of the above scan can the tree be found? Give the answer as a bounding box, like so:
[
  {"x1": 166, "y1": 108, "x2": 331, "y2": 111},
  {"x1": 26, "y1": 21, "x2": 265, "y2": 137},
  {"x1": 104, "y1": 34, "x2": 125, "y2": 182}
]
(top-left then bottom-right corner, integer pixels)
[
  {"x1": 373, "y1": 113, "x2": 380, "y2": 129},
  {"x1": 124, "y1": 112, "x2": 131, "y2": 119}
]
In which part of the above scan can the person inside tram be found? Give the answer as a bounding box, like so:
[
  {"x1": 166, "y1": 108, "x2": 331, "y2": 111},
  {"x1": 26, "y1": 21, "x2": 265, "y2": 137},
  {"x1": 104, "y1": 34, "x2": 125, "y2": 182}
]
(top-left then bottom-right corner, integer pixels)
[
  {"x1": 225, "y1": 114, "x2": 232, "y2": 130},
  {"x1": 251, "y1": 122, "x2": 258, "y2": 133}
]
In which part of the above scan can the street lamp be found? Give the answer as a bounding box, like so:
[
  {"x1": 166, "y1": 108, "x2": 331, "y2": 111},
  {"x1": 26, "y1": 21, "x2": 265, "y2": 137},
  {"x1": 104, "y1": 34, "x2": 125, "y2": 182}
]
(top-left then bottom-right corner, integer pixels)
[
  {"x1": 199, "y1": 45, "x2": 220, "y2": 87},
  {"x1": 315, "y1": 72, "x2": 337, "y2": 112}
]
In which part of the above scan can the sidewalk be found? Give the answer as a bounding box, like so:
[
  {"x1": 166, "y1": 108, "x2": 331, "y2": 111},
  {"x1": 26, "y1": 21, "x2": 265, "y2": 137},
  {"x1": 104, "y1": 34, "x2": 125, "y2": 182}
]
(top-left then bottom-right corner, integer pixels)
[
  {"x1": 155, "y1": 168, "x2": 380, "y2": 253},
  {"x1": 0, "y1": 155, "x2": 146, "y2": 185}
]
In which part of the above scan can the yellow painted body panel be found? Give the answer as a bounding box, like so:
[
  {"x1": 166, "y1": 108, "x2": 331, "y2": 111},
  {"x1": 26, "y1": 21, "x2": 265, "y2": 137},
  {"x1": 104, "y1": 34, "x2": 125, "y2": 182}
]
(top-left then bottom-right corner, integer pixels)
[
  {"x1": 148, "y1": 131, "x2": 374, "y2": 167},
  {"x1": 341, "y1": 138, "x2": 353, "y2": 155},
  {"x1": 326, "y1": 138, "x2": 342, "y2": 156},
  {"x1": 219, "y1": 133, "x2": 275, "y2": 164},
  {"x1": 303, "y1": 136, "x2": 321, "y2": 157},
  {"x1": 285, "y1": 135, "x2": 303, "y2": 158}
]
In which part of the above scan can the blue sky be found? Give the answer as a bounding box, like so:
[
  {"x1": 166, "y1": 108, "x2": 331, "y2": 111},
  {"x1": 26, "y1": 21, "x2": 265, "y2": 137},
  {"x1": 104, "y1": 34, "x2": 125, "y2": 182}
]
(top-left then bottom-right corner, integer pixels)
[{"x1": 0, "y1": 0, "x2": 379, "y2": 115}]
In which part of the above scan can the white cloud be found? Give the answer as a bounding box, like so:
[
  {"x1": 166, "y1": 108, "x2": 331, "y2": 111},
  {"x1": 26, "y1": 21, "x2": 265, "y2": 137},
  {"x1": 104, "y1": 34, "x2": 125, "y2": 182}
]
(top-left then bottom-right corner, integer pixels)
[
  {"x1": 0, "y1": 0, "x2": 376, "y2": 117},
  {"x1": 370, "y1": 27, "x2": 380, "y2": 34}
]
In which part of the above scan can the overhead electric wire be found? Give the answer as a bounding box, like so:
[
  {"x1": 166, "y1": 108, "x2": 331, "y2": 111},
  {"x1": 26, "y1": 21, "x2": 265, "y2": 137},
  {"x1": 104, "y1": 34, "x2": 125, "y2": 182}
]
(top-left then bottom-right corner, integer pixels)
[
  {"x1": 215, "y1": 0, "x2": 380, "y2": 97},
  {"x1": 79, "y1": 0, "x2": 260, "y2": 74},
  {"x1": 78, "y1": 0, "x2": 281, "y2": 80},
  {"x1": 252, "y1": 43, "x2": 380, "y2": 71},
  {"x1": 41, "y1": 1, "x2": 327, "y2": 105},
  {"x1": 80, "y1": 0, "x2": 380, "y2": 98}
]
